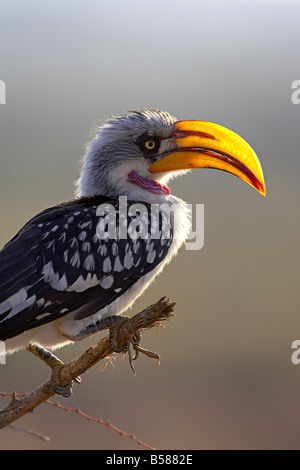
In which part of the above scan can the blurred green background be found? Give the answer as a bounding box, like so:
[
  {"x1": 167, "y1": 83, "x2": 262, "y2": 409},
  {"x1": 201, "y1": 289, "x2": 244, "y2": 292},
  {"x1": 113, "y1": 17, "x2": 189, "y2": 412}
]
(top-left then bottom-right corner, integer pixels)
[{"x1": 0, "y1": 0, "x2": 299, "y2": 450}]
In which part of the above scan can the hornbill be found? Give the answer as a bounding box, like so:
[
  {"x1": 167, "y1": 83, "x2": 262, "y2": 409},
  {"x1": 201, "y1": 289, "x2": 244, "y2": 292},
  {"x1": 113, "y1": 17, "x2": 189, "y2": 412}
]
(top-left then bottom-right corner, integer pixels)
[{"x1": 0, "y1": 109, "x2": 265, "y2": 355}]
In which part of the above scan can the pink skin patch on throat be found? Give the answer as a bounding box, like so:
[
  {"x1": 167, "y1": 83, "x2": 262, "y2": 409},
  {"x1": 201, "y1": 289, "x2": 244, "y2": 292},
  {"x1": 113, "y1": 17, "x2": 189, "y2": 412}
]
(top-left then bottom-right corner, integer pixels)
[{"x1": 128, "y1": 170, "x2": 170, "y2": 195}]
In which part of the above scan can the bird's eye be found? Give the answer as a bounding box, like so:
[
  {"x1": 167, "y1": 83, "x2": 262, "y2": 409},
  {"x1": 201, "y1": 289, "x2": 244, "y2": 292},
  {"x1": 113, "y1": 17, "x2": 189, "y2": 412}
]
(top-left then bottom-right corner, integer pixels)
[
  {"x1": 144, "y1": 140, "x2": 156, "y2": 150},
  {"x1": 136, "y1": 134, "x2": 160, "y2": 156}
]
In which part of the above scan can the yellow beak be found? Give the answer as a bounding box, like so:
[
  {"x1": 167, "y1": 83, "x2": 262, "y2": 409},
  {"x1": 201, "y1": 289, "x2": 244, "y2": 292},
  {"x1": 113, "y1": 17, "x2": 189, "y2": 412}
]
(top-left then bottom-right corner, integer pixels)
[{"x1": 149, "y1": 120, "x2": 266, "y2": 196}]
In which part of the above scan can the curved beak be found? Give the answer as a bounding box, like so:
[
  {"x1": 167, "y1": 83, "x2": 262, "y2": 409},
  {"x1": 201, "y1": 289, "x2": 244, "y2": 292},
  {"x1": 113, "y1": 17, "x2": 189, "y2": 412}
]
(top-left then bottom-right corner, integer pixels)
[{"x1": 149, "y1": 120, "x2": 266, "y2": 196}]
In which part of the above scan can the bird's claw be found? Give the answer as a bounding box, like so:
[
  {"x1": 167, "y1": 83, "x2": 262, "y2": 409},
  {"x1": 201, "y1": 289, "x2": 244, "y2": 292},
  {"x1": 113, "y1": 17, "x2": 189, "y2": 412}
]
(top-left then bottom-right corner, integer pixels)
[
  {"x1": 108, "y1": 319, "x2": 142, "y2": 373},
  {"x1": 50, "y1": 379, "x2": 73, "y2": 398},
  {"x1": 131, "y1": 333, "x2": 142, "y2": 361},
  {"x1": 26, "y1": 343, "x2": 81, "y2": 397},
  {"x1": 49, "y1": 364, "x2": 82, "y2": 397},
  {"x1": 108, "y1": 316, "x2": 130, "y2": 353},
  {"x1": 132, "y1": 344, "x2": 161, "y2": 364},
  {"x1": 109, "y1": 321, "x2": 160, "y2": 374}
]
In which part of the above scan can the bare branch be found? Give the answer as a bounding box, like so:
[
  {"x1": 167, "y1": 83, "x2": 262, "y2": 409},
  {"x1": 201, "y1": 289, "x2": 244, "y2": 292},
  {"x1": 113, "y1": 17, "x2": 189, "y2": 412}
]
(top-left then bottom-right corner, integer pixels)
[
  {"x1": 46, "y1": 400, "x2": 156, "y2": 450},
  {"x1": 0, "y1": 393, "x2": 155, "y2": 449},
  {"x1": 7, "y1": 424, "x2": 50, "y2": 442},
  {"x1": 0, "y1": 297, "x2": 175, "y2": 436}
]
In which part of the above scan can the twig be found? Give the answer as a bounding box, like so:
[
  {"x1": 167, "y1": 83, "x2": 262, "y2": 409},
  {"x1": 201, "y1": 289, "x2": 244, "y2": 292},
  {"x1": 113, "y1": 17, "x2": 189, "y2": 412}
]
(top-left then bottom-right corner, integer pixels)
[
  {"x1": 46, "y1": 400, "x2": 155, "y2": 450},
  {"x1": 0, "y1": 298, "x2": 175, "y2": 438},
  {"x1": 7, "y1": 424, "x2": 50, "y2": 442},
  {"x1": 0, "y1": 393, "x2": 154, "y2": 449}
]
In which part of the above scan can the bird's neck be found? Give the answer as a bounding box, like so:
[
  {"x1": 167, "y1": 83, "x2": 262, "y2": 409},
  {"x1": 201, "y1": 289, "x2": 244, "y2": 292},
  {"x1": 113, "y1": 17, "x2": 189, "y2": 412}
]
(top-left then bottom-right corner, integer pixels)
[{"x1": 127, "y1": 170, "x2": 170, "y2": 196}]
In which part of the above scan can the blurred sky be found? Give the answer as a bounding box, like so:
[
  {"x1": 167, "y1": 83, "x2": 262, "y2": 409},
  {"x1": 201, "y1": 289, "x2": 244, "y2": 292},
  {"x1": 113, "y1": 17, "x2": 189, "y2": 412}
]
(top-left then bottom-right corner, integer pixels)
[{"x1": 0, "y1": 0, "x2": 300, "y2": 450}]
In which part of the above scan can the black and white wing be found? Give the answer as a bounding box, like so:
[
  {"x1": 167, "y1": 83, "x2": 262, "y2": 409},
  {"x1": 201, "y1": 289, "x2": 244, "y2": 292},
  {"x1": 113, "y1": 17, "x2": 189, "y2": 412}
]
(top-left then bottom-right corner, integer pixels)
[{"x1": 0, "y1": 196, "x2": 172, "y2": 341}]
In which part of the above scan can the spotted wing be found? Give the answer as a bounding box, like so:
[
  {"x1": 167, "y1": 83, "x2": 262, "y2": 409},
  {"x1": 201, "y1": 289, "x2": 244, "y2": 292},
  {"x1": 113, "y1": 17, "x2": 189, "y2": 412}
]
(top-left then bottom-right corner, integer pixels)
[{"x1": 0, "y1": 196, "x2": 173, "y2": 340}]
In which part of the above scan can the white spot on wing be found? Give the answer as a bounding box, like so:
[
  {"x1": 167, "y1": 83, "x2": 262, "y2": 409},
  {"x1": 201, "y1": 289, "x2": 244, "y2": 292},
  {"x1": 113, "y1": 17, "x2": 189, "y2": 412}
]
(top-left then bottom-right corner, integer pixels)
[
  {"x1": 100, "y1": 275, "x2": 114, "y2": 289},
  {"x1": 146, "y1": 250, "x2": 157, "y2": 264},
  {"x1": 133, "y1": 241, "x2": 140, "y2": 254},
  {"x1": 0, "y1": 288, "x2": 28, "y2": 316},
  {"x1": 36, "y1": 298, "x2": 45, "y2": 308},
  {"x1": 46, "y1": 240, "x2": 55, "y2": 251},
  {"x1": 51, "y1": 273, "x2": 68, "y2": 291},
  {"x1": 79, "y1": 221, "x2": 92, "y2": 230},
  {"x1": 103, "y1": 256, "x2": 112, "y2": 273},
  {"x1": 70, "y1": 251, "x2": 81, "y2": 268},
  {"x1": 83, "y1": 254, "x2": 95, "y2": 271},
  {"x1": 70, "y1": 238, "x2": 79, "y2": 249},
  {"x1": 113, "y1": 256, "x2": 123, "y2": 272},
  {"x1": 63, "y1": 250, "x2": 69, "y2": 262},
  {"x1": 67, "y1": 273, "x2": 99, "y2": 292},
  {"x1": 112, "y1": 242, "x2": 118, "y2": 256},
  {"x1": 59, "y1": 232, "x2": 67, "y2": 242},
  {"x1": 82, "y1": 242, "x2": 91, "y2": 253},
  {"x1": 78, "y1": 231, "x2": 87, "y2": 242},
  {"x1": 98, "y1": 244, "x2": 107, "y2": 256},
  {"x1": 124, "y1": 250, "x2": 134, "y2": 269},
  {"x1": 36, "y1": 311, "x2": 51, "y2": 320},
  {"x1": 6, "y1": 294, "x2": 36, "y2": 319},
  {"x1": 42, "y1": 261, "x2": 59, "y2": 283}
]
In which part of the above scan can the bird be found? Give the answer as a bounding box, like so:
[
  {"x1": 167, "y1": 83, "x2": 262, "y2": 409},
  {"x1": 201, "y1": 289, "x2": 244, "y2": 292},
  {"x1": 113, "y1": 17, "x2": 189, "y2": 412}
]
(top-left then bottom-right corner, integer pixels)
[{"x1": 0, "y1": 109, "x2": 265, "y2": 357}]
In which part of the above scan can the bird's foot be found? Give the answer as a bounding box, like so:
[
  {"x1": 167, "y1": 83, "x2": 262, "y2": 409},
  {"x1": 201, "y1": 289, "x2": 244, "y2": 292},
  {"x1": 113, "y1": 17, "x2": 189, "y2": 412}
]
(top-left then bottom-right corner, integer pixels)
[
  {"x1": 128, "y1": 337, "x2": 161, "y2": 374},
  {"x1": 50, "y1": 379, "x2": 74, "y2": 398},
  {"x1": 26, "y1": 343, "x2": 81, "y2": 397},
  {"x1": 50, "y1": 361, "x2": 82, "y2": 398},
  {"x1": 130, "y1": 333, "x2": 142, "y2": 361},
  {"x1": 108, "y1": 316, "x2": 132, "y2": 353},
  {"x1": 74, "y1": 315, "x2": 130, "y2": 340},
  {"x1": 132, "y1": 343, "x2": 161, "y2": 364},
  {"x1": 109, "y1": 320, "x2": 160, "y2": 374}
]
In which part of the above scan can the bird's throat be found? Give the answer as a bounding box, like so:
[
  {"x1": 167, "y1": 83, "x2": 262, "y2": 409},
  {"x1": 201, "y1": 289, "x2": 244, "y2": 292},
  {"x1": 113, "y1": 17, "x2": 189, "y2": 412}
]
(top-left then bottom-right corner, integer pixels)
[{"x1": 128, "y1": 170, "x2": 170, "y2": 195}]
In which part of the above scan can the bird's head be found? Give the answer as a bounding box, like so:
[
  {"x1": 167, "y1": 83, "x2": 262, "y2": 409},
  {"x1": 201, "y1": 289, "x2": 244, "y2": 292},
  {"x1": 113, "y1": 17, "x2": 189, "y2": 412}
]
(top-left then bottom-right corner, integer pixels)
[{"x1": 77, "y1": 109, "x2": 265, "y2": 200}]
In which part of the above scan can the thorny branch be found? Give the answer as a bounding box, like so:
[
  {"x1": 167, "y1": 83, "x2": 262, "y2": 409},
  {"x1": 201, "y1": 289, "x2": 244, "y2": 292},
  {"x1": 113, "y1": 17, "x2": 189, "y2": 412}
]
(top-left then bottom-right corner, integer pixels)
[{"x1": 0, "y1": 297, "x2": 175, "y2": 447}]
